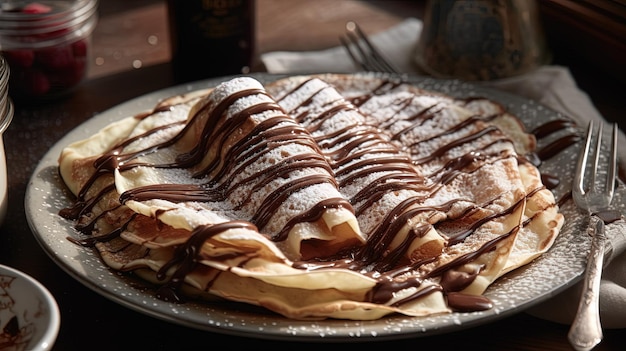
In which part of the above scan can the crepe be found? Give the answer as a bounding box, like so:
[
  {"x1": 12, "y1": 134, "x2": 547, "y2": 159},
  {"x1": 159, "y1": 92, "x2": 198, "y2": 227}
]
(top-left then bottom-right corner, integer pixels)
[{"x1": 57, "y1": 73, "x2": 563, "y2": 320}]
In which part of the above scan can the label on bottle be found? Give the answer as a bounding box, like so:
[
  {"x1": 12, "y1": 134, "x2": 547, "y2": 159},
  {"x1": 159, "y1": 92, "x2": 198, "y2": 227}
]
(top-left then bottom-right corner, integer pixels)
[{"x1": 195, "y1": 0, "x2": 248, "y2": 39}]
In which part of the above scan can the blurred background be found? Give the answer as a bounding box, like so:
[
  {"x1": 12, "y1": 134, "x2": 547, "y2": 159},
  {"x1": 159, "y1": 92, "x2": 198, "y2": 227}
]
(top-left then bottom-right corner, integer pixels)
[{"x1": 92, "y1": 0, "x2": 624, "y2": 125}]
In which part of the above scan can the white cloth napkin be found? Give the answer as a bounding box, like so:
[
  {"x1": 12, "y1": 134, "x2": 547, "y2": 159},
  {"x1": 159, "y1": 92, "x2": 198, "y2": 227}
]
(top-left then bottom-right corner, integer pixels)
[{"x1": 261, "y1": 18, "x2": 626, "y2": 328}]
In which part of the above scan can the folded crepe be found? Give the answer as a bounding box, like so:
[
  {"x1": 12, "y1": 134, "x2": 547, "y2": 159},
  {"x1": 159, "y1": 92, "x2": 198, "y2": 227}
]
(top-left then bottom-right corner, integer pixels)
[{"x1": 57, "y1": 74, "x2": 563, "y2": 320}]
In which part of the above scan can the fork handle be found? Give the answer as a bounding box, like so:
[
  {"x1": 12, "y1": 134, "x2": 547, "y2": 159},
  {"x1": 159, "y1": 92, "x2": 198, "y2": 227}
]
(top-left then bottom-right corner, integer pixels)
[{"x1": 568, "y1": 215, "x2": 605, "y2": 351}]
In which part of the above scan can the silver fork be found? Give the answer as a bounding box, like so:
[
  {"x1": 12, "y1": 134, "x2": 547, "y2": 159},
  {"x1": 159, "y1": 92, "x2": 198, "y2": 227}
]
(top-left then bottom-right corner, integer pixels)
[
  {"x1": 569, "y1": 121, "x2": 618, "y2": 351},
  {"x1": 340, "y1": 21, "x2": 398, "y2": 74}
]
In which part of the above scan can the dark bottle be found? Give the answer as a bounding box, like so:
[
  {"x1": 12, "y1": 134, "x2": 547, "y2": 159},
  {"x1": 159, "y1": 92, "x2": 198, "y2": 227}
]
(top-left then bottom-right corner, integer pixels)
[{"x1": 167, "y1": 0, "x2": 255, "y2": 83}]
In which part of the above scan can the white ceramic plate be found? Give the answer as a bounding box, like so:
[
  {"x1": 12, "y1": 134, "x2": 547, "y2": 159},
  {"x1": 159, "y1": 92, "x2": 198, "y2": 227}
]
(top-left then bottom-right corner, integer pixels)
[{"x1": 24, "y1": 73, "x2": 626, "y2": 342}]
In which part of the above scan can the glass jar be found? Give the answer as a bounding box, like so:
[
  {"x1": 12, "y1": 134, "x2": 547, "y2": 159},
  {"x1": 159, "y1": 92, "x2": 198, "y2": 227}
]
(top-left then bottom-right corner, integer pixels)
[
  {"x1": 0, "y1": 0, "x2": 98, "y2": 102},
  {"x1": 414, "y1": 0, "x2": 550, "y2": 81}
]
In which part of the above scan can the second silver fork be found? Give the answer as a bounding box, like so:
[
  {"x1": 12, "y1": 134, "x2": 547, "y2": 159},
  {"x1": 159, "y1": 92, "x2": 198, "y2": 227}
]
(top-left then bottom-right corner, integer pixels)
[
  {"x1": 569, "y1": 121, "x2": 618, "y2": 351},
  {"x1": 340, "y1": 21, "x2": 398, "y2": 74}
]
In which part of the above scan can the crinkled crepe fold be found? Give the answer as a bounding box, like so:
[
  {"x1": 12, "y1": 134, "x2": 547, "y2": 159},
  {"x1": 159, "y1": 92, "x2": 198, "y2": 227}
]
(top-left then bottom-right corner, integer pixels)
[{"x1": 57, "y1": 74, "x2": 563, "y2": 320}]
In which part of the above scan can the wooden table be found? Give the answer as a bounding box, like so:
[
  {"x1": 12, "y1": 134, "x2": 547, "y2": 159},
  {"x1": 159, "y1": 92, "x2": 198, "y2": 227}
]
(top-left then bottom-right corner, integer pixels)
[{"x1": 1, "y1": 1, "x2": 624, "y2": 350}]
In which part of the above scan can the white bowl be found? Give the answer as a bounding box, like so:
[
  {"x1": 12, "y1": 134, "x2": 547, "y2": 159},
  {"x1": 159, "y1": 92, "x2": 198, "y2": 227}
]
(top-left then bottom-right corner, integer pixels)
[{"x1": 0, "y1": 264, "x2": 60, "y2": 351}]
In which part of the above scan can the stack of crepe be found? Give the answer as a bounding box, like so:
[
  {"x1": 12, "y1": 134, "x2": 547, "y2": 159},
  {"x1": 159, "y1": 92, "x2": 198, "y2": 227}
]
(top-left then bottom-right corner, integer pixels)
[{"x1": 57, "y1": 74, "x2": 563, "y2": 320}]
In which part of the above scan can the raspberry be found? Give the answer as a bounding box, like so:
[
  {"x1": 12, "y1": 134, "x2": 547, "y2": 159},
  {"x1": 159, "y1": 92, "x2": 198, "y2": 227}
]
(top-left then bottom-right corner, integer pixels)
[
  {"x1": 21, "y1": 3, "x2": 52, "y2": 14},
  {"x1": 48, "y1": 58, "x2": 86, "y2": 88},
  {"x1": 3, "y1": 50, "x2": 35, "y2": 68},
  {"x1": 72, "y1": 39, "x2": 88, "y2": 57},
  {"x1": 35, "y1": 45, "x2": 75, "y2": 70},
  {"x1": 12, "y1": 68, "x2": 51, "y2": 96}
]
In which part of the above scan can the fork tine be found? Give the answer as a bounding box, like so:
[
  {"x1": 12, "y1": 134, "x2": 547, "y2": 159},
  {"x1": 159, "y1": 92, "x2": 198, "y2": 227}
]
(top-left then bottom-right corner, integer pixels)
[
  {"x1": 574, "y1": 121, "x2": 594, "y2": 197},
  {"x1": 606, "y1": 123, "x2": 618, "y2": 199},
  {"x1": 590, "y1": 122, "x2": 603, "y2": 190},
  {"x1": 341, "y1": 21, "x2": 399, "y2": 73},
  {"x1": 339, "y1": 35, "x2": 368, "y2": 71},
  {"x1": 591, "y1": 122, "x2": 618, "y2": 201}
]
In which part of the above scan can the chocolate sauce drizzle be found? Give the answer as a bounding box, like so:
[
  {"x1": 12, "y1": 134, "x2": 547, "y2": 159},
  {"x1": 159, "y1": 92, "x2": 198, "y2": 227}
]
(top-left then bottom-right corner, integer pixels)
[{"x1": 60, "y1": 77, "x2": 582, "y2": 316}]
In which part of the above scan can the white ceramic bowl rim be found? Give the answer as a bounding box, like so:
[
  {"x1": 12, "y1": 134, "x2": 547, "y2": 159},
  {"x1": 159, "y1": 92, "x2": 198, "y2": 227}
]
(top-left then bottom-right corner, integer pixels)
[{"x1": 0, "y1": 264, "x2": 60, "y2": 351}]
